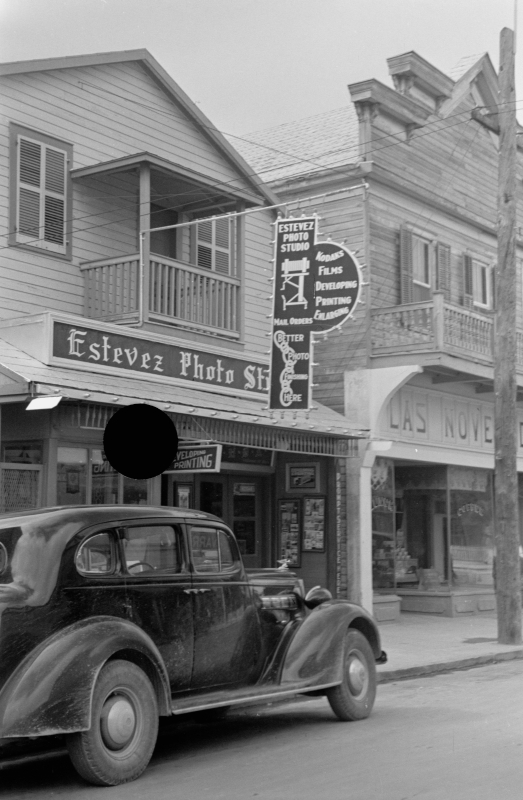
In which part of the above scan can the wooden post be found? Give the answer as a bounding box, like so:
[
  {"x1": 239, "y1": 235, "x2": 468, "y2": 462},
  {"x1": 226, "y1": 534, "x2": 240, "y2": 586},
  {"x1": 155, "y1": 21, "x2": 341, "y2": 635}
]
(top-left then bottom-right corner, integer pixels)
[
  {"x1": 494, "y1": 27, "x2": 522, "y2": 644},
  {"x1": 432, "y1": 290, "x2": 445, "y2": 351},
  {"x1": 139, "y1": 163, "x2": 151, "y2": 324}
]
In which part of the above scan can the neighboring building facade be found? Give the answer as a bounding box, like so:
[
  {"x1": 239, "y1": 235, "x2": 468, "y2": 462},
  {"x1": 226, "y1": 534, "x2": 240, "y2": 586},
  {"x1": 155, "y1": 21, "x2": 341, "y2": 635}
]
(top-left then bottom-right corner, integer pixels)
[
  {"x1": 0, "y1": 50, "x2": 363, "y2": 596},
  {"x1": 239, "y1": 51, "x2": 523, "y2": 617}
]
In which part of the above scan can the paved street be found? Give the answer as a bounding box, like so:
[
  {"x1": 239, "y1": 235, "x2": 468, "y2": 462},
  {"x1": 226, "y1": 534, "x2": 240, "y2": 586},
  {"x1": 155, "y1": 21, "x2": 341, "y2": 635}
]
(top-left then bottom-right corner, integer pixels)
[{"x1": 3, "y1": 660, "x2": 523, "y2": 800}]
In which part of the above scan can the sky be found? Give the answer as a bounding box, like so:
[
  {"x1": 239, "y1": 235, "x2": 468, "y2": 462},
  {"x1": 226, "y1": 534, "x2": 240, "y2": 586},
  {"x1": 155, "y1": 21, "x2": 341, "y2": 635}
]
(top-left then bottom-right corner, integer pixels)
[{"x1": 0, "y1": 0, "x2": 520, "y2": 136}]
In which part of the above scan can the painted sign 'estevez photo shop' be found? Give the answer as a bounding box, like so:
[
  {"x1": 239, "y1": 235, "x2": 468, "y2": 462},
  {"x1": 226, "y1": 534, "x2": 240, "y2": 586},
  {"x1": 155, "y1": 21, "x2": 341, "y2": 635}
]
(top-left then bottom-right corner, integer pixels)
[{"x1": 269, "y1": 216, "x2": 362, "y2": 410}]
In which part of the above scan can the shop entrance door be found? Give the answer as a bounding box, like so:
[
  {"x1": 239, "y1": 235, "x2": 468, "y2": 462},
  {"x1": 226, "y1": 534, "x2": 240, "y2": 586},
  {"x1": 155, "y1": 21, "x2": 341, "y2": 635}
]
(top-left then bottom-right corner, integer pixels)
[{"x1": 196, "y1": 475, "x2": 267, "y2": 569}]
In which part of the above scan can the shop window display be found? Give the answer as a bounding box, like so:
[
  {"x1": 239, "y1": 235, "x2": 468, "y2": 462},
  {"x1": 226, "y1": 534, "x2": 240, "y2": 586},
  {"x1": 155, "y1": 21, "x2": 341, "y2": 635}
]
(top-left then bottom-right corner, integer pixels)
[
  {"x1": 57, "y1": 447, "x2": 87, "y2": 505},
  {"x1": 371, "y1": 458, "x2": 396, "y2": 590},
  {"x1": 449, "y1": 467, "x2": 494, "y2": 587},
  {"x1": 395, "y1": 466, "x2": 447, "y2": 587}
]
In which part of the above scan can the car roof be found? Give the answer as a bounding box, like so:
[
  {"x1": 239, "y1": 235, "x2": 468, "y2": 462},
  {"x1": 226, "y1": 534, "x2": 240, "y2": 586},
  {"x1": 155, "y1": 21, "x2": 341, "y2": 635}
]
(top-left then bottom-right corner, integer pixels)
[{"x1": 0, "y1": 505, "x2": 223, "y2": 530}]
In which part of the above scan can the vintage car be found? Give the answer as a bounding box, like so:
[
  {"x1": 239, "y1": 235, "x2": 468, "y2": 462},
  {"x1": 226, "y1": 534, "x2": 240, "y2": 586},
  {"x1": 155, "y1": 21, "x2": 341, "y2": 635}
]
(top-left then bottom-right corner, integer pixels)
[{"x1": 0, "y1": 505, "x2": 386, "y2": 786}]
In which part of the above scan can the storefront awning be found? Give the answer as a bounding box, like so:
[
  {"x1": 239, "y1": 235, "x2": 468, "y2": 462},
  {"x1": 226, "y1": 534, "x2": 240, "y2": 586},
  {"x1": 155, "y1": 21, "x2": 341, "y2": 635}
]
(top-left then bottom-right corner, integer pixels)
[{"x1": 0, "y1": 336, "x2": 367, "y2": 453}]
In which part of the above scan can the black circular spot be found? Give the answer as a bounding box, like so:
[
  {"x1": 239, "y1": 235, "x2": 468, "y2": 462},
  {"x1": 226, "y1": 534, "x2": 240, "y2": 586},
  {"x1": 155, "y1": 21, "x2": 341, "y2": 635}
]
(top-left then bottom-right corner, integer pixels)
[{"x1": 103, "y1": 404, "x2": 178, "y2": 480}]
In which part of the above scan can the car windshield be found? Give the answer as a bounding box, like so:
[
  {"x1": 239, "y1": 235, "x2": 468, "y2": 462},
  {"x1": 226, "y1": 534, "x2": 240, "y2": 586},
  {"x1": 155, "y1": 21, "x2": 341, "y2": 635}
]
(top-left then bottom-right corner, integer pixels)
[{"x1": 0, "y1": 512, "x2": 85, "y2": 612}]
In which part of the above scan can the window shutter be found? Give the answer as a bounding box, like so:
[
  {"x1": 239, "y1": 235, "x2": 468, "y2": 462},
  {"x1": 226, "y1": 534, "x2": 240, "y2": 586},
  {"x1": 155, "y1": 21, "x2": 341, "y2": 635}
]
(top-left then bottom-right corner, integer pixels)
[
  {"x1": 491, "y1": 265, "x2": 496, "y2": 310},
  {"x1": 18, "y1": 139, "x2": 41, "y2": 238},
  {"x1": 436, "y1": 243, "x2": 451, "y2": 301},
  {"x1": 196, "y1": 217, "x2": 231, "y2": 275},
  {"x1": 17, "y1": 136, "x2": 67, "y2": 250},
  {"x1": 400, "y1": 226, "x2": 413, "y2": 303},
  {"x1": 462, "y1": 255, "x2": 473, "y2": 308}
]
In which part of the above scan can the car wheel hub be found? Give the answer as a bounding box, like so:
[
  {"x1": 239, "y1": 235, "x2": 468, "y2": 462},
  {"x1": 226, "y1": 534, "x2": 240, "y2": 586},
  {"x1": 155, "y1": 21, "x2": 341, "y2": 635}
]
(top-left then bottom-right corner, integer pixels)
[
  {"x1": 100, "y1": 695, "x2": 137, "y2": 750},
  {"x1": 347, "y1": 653, "x2": 368, "y2": 696}
]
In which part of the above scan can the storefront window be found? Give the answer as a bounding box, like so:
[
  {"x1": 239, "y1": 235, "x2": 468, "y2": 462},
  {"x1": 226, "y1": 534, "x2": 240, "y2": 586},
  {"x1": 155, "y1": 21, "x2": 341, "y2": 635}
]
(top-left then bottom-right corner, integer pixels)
[
  {"x1": 123, "y1": 477, "x2": 148, "y2": 504},
  {"x1": 449, "y1": 467, "x2": 494, "y2": 587},
  {"x1": 395, "y1": 465, "x2": 448, "y2": 589},
  {"x1": 371, "y1": 458, "x2": 395, "y2": 590},
  {"x1": 57, "y1": 447, "x2": 87, "y2": 505},
  {"x1": 90, "y1": 449, "x2": 149, "y2": 505},
  {"x1": 2, "y1": 441, "x2": 42, "y2": 464},
  {"x1": 91, "y1": 450, "x2": 119, "y2": 504}
]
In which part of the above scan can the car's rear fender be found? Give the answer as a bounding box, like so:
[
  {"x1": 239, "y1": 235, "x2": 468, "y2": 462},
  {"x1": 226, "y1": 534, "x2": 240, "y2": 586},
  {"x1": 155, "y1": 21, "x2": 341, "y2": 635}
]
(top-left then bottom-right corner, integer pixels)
[
  {"x1": 0, "y1": 616, "x2": 171, "y2": 739},
  {"x1": 279, "y1": 601, "x2": 382, "y2": 687}
]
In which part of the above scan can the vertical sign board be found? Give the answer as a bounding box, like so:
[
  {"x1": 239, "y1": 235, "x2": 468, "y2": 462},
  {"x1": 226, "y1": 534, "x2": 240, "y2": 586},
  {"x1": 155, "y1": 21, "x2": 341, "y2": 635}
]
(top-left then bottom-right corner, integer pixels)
[{"x1": 270, "y1": 216, "x2": 362, "y2": 409}]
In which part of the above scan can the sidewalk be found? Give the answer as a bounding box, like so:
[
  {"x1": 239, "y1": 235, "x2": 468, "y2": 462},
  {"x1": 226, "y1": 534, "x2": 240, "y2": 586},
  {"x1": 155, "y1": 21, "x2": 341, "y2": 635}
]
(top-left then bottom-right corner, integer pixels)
[{"x1": 376, "y1": 612, "x2": 523, "y2": 683}]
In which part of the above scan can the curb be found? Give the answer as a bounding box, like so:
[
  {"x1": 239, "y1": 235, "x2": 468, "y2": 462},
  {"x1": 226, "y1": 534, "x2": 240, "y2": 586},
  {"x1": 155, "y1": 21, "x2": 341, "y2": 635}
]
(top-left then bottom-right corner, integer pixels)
[{"x1": 377, "y1": 647, "x2": 523, "y2": 683}]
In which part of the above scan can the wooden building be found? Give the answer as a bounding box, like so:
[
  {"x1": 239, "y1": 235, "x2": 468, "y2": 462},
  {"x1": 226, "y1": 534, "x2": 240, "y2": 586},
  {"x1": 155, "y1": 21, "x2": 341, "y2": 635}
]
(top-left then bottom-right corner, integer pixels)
[
  {"x1": 238, "y1": 51, "x2": 523, "y2": 617},
  {"x1": 0, "y1": 50, "x2": 363, "y2": 595}
]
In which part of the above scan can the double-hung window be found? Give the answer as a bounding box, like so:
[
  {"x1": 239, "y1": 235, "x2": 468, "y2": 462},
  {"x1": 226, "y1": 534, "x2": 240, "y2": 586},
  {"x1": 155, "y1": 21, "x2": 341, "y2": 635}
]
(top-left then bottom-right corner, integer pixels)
[
  {"x1": 462, "y1": 255, "x2": 492, "y2": 310},
  {"x1": 195, "y1": 215, "x2": 236, "y2": 276},
  {"x1": 400, "y1": 226, "x2": 450, "y2": 304},
  {"x1": 9, "y1": 124, "x2": 72, "y2": 257}
]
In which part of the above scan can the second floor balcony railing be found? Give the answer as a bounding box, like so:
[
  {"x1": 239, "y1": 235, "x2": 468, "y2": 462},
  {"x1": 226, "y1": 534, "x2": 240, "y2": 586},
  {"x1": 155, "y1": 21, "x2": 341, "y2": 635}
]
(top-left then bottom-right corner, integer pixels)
[
  {"x1": 370, "y1": 291, "x2": 523, "y2": 371},
  {"x1": 81, "y1": 253, "x2": 240, "y2": 337}
]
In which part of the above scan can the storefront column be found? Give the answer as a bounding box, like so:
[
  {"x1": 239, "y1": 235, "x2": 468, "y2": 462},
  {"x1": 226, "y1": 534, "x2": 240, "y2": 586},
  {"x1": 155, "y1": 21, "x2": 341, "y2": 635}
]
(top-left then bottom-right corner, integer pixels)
[{"x1": 360, "y1": 449, "x2": 374, "y2": 613}]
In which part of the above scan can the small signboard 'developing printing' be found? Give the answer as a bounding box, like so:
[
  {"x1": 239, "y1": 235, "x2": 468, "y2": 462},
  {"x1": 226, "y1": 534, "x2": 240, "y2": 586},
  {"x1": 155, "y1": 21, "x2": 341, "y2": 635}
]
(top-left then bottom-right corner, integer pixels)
[{"x1": 269, "y1": 216, "x2": 362, "y2": 410}]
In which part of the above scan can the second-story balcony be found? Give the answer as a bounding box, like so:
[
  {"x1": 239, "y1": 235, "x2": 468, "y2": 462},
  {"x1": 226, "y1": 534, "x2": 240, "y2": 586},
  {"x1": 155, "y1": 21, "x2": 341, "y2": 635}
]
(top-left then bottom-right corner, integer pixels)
[
  {"x1": 370, "y1": 291, "x2": 523, "y2": 375},
  {"x1": 71, "y1": 152, "x2": 257, "y2": 340},
  {"x1": 80, "y1": 252, "x2": 240, "y2": 337}
]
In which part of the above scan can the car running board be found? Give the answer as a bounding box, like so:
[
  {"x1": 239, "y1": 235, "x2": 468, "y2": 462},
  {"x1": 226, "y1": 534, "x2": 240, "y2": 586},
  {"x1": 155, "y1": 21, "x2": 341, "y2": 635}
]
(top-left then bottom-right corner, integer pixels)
[{"x1": 170, "y1": 681, "x2": 341, "y2": 716}]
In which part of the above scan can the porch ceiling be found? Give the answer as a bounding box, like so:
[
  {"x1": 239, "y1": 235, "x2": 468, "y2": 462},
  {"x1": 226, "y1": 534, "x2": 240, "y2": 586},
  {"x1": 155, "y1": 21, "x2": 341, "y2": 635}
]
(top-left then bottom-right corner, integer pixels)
[{"x1": 71, "y1": 152, "x2": 264, "y2": 206}]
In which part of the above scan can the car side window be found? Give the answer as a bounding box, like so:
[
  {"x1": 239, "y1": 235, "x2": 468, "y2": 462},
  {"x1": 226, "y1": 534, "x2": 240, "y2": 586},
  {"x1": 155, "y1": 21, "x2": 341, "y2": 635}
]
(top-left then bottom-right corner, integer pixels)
[
  {"x1": 76, "y1": 532, "x2": 118, "y2": 575},
  {"x1": 190, "y1": 527, "x2": 239, "y2": 573},
  {"x1": 122, "y1": 525, "x2": 183, "y2": 574}
]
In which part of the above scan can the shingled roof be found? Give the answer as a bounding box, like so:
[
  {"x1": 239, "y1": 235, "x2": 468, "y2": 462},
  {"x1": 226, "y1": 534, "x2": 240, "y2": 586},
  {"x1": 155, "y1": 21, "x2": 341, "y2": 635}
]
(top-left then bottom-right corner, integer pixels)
[{"x1": 230, "y1": 104, "x2": 360, "y2": 183}]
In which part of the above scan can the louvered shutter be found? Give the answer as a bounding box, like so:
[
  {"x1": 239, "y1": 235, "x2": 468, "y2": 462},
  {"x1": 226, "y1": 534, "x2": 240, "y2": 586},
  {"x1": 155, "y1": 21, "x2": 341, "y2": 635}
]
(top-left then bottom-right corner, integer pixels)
[
  {"x1": 400, "y1": 226, "x2": 413, "y2": 303},
  {"x1": 18, "y1": 139, "x2": 41, "y2": 238},
  {"x1": 491, "y1": 266, "x2": 496, "y2": 310},
  {"x1": 436, "y1": 243, "x2": 451, "y2": 301},
  {"x1": 462, "y1": 255, "x2": 473, "y2": 308},
  {"x1": 17, "y1": 135, "x2": 66, "y2": 251},
  {"x1": 196, "y1": 217, "x2": 232, "y2": 275}
]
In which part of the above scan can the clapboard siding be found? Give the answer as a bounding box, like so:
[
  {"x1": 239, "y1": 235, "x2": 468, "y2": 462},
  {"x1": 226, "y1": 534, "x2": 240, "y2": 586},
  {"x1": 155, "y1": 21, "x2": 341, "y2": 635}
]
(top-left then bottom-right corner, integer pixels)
[
  {"x1": 243, "y1": 208, "x2": 274, "y2": 354},
  {"x1": 1, "y1": 63, "x2": 246, "y2": 184},
  {"x1": 74, "y1": 172, "x2": 138, "y2": 263},
  {"x1": 372, "y1": 96, "x2": 501, "y2": 230},
  {"x1": 0, "y1": 57, "x2": 274, "y2": 353}
]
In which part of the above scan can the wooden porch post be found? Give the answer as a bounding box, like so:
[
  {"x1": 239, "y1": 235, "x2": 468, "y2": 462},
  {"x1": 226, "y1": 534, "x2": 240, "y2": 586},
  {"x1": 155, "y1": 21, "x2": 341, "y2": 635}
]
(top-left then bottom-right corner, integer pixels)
[
  {"x1": 432, "y1": 291, "x2": 445, "y2": 351},
  {"x1": 139, "y1": 163, "x2": 151, "y2": 324}
]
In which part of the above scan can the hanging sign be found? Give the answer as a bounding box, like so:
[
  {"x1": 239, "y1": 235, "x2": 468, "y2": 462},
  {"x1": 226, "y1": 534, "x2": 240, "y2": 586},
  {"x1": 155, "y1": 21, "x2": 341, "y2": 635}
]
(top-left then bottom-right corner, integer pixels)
[
  {"x1": 165, "y1": 444, "x2": 222, "y2": 473},
  {"x1": 269, "y1": 216, "x2": 362, "y2": 409}
]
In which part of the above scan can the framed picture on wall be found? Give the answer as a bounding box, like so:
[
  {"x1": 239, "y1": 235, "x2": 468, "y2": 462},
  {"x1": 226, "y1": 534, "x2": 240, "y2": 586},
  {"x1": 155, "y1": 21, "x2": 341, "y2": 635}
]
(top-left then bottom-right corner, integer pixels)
[
  {"x1": 176, "y1": 483, "x2": 193, "y2": 509},
  {"x1": 302, "y1": 496, "x2": 326, "y2": 552},
  {"x1": 286, "y1": 463, "x2": 319, "y2": 493},
  {"x1": 278, "y1": 499, "x2": 301, "y2": 567}
]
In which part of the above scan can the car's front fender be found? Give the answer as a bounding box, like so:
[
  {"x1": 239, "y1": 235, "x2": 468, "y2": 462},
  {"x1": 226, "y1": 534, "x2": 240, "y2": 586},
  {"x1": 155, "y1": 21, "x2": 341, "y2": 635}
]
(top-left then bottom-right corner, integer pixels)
[
  {"x1": 279, "y1": 601, "x2": 382, "y2": 688},
  {"x1": 0, "y1": 616, "x2": 171, "y2": 738}
]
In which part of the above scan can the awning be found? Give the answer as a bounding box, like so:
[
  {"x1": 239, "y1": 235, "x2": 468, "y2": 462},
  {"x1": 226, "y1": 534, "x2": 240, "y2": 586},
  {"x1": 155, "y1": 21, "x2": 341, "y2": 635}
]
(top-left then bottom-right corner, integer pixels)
[{"x1": 0, "y1": 337, "x2": 367, "y2": 448}]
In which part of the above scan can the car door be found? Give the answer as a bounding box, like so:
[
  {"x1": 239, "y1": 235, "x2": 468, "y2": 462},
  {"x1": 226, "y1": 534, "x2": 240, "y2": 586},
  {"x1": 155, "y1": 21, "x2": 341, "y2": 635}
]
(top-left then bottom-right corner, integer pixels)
[
  {"x1": 120, "y1": 521, "x2": 194, "y2": 692},
  {"x1": 188, "y1": 523, "x2": 262, "y2": 690}
]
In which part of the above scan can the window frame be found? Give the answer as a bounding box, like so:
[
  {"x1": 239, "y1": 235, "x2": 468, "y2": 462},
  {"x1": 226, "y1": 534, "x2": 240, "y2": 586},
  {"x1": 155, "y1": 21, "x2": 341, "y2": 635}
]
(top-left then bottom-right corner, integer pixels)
[
  {"x1": 471, "y1": 258, "x2": 492, "y2": 310},
  {"x1": 120, "y1": 522, "x2": 188, "y2": 576},
  {"x1": 412, "y1": 234, "x2": 432, "y2": 289},
  {"x1": 75, "y1": 531, "x2": 120, "y2": 576},
  {"x1": 192, "y1": 214, "x2": 237, "y2": 277},
  {"x1": 9, "y1": 123, "x2": 73, "y2": 260},
  {"x1": 189, "y1": 525, "x2": 241, "y2": 574}
]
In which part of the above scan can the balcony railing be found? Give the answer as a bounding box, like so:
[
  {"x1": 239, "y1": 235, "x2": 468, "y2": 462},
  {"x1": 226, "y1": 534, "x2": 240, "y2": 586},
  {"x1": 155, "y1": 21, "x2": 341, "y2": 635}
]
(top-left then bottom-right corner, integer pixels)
[
  {"x1": 371, "y1": 292, "x2": 523, "y2": 370},
  {"x1": 81, "y1": 253, "x2": 240, "y2": 336}
]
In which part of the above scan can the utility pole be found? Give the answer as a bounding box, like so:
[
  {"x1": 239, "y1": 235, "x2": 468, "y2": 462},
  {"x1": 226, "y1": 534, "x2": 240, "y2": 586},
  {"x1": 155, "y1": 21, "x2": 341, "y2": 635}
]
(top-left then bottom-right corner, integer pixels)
[{"x1": 494, "y1": 26, "x2": 522, "y2": 645}]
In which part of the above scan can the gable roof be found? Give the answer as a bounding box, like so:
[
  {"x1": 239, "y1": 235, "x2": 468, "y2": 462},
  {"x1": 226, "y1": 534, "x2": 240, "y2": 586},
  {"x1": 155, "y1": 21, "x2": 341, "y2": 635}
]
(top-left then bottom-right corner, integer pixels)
[
  {"x1": 0, "y1": 49, "x2": 278, "y2": 207},
  {"x1": 231, "y1": 105, "x2": 360, "y2": 183}
]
